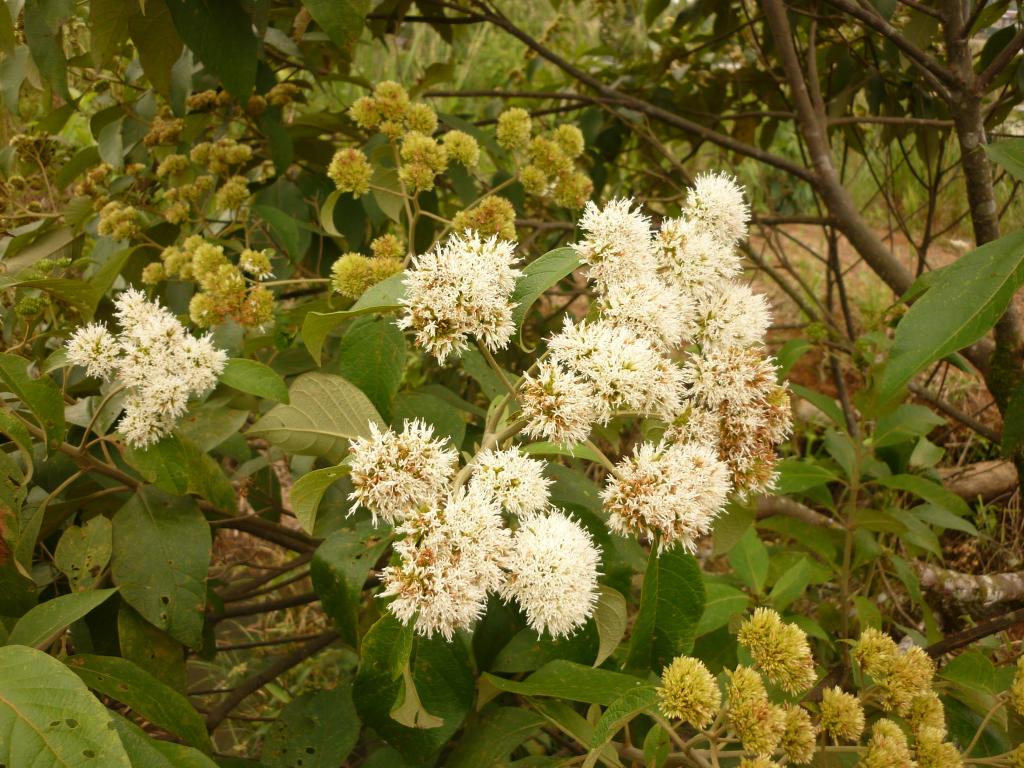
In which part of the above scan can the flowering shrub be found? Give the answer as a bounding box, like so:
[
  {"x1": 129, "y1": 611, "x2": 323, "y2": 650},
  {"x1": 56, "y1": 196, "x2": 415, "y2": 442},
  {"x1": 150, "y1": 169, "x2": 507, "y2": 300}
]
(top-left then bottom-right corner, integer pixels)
[{"x1": 0, "y1": 2, "x2": 1022, "y2": 760}]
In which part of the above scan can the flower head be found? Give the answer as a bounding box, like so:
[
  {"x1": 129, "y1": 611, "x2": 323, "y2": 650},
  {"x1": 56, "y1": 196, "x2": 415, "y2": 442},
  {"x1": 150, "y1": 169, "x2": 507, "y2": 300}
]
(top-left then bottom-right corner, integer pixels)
[
  {"x1": 1012, "y1": 655, "x2": 1024, "y2": 717},
  {"x1": 726, "y1": 666, "x2": 786, "y2": 756},
  {"x1": 574, "y1": 198, "x2": 654, "y2": 286},
  {"x1": 328, "y1": 148, "x2": 372, "y2": 196},
  {"x1": 658, "y1": 656, "x2": 721, "y2": 728},
  {"x1": 685, "y1": 171, "x2": 750, "y2": 246},
  {"x1": 348, "y1": 419, "x2": 458, "y2": 525},
  {"x1": 65, "y1": 289, "x2": 226, "y2": 448},
  {"x1": 737, "y1": 608, "x2": 816, "y2": 694},
  {"x1": 398, "y1": 231, "x2": 521, "y2": 362},
  {"x1": 519, "y1": 361, "x2": 601, "y2": 447},
  {"x1": 501, "y1": 510, "x2": 601, "y2": 637},
  {"x1": 691, "y1": 281, "x2": 771, "y2": 351},
  {"x1": 496, "y1": 107, "x2": 531, "y2": 150},
  {"x1": 657, "y1": 218, "x2": 742, "y2": 292},
  {"x1": 780, "y1": 704, "x2": 816, "y2": 764},
  {"x1": 602, "y1": 441, "x2": 730, "y2": 551},
  {"x1": 818, "y1": 686, "x2": 864, "y2": 743},
  {"x1": 861, "y1": 719, "x2": 915, "y2": 768},
  {"x1": 469, "y1": 448, "x2": 552, "y2": 517},
  {"x1": 853, "y1": 628, "x2": 936, "y2": 716},
  {"x1": 382, "y1": 486, "x2": 511, "y2": 639}
]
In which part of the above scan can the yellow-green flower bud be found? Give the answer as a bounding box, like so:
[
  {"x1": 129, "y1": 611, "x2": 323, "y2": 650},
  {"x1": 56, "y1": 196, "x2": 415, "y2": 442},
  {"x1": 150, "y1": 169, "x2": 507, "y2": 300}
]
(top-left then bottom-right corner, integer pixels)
[
  {"x1": 907, "y1": 693, "x2": 946, "y2": 736},
  {"x1": 739, "y1": 758, "x2": 778, "y2": 768},
  {"x1": 239, "y1": 248, "x2": 274, "y2": 280},
  {"x1": 349, "y1": 96, "x2": 380, "y2": 130},
  {"x1": 1012, "y1": 655, "x2": 1024, "y2": 716},
  {"x1": 861, "y1": 719, "x2": 914, "y2": 768},
  {"x1": 160, "y1": 245, "x2": 191, "y2": 278},
  {"x1": 189, "y1": 292, "x2": 219, "y2": 327},
  {"x1": 331, "y1": 252, "x2": 376, "y2": 299},
  {"x1": 400, "y1": 132, "x2": 448, "y2": 173},
  {"x1": 451, "y1": 196, "x2": 517, "y2": 241},
  {"x1": 214, "y1": 175, "x2": 250, "y2": 210},
  {"x1": 406, "y1": 103, "x2": 438, "y2": 134},
  {"x1": 373, "y1": 81, "x2": 410, "y2": 121},
  {"x1": 247, "y1": 94, "x2": 267, "y2": 116},
  {"x1": 915, "y1": 727, "x2": 963, "y2": 768},
  {"x1": 726, "y1": 666, "x2": 785, "y2": 756},
  {"x1": 496, "y1": 107, "x2": 532, "y2": 150},
  {"x1": 818, "y1": 686, "x2": 864, "y2": 743},
  {"x1": 657, "y1": 656, "x2": 721, "y2": 729},
  {"x1": 737, "y1": 608, "x2": 817, "y2": 694},
  {"x1": 520, "y1": 164, "x2": 549, "y2": 196},
  {"x1": 241, "y1": 285, "x2": 275, "y2": 327},
  {"x1": 97, "y1": 201, "x2": 141, "y2": 241},
  {"x1": 157, "y1": 154, "x2": 189, "y2": 179},
  {"x1": 328, "y1": 148, "x2": 372, "y2": 196},
  {"x1": 527, "y1": 136, "x2": 571, "y2": 176},
  {"x1": 442, "y1": 130, "x2": 480, "y2": 167},
  {"x1": 553, "y1": 124, "x2": 585, "y2": 158},
  {"x1": 553, "y1": 171, "x2": 593, "y2": 208},
  {"x1": 141, "y1": 262, "x2": 165, "y2": 285},
  {"x1": 780, "y1": 704, "x2": 816, "y2": 764},
  {"x1": 1009, "y1": 745, "x2": 1024, "y2": 768},
  {"x1": 370, "y1": 233, "x2": 404, "y2": 261},
  {"x1": 267, "y1": 82, "x2": 302, "y2": 107},
  {"x1": 399, "y1": 161, "x2": 439, "y2": 193},
  {"x1": 370, "y1": 256, "x2": 403, "y2": 283}
]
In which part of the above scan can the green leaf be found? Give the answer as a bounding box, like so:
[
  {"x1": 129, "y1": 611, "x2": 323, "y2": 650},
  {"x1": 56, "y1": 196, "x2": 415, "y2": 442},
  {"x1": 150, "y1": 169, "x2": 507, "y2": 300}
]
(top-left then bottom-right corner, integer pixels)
[
  {"x1": 292, "y1": 464, "x2": 350, "y2": 535},
  {"x1": 880, "y1": 229, "x2": 1024, "y2": 398},
  {"x1": 6, "y1": 588, "x2": 118, "y2": 649},
  {"x1": 625, "y1": 548, "x2": 705, "y2": 671},
  {"x1": 510, "y1": 247, "x2": 580, "y2": 348},
  {"x1": 773, "y1": 458, "x2": 839, "y2": 494},
  {"x1": 985, "y1": 138, "x2": 1024, "y2": 181},
  {"x1": 311, "y1": 523, "x2": 391, "y2": 646},
  {"x1": 484, "y1": 660, "x2": 647, "y2": 706},
  {"x1": 123, "y1": 433, "x2": 237, "y2": 512},
  {"x1": 111, "y1": 714, "x2": 218, "y2": 768},
  {"x1": 728, "y1": 528, "x2": 769, "y2": 593},
  {"x1": 587, "y1": 686, "x2": 660, "y2": 758},
  {"x1": 54, "y1": 516, "x2": 112, "y2": 592},
  {"x1": 90, "y1": 0, "x2": 134, "y2": 67},
  {"x1": 23, "y1": 0, "x2": 72, "y2": 99},
  {"x1": 300, "y1": 0, "x2": 369, "y2": 54},
  {"x1": 592, "y1": 585, "x2": 627, "y2": 667},
  {"x1": 446, "y1": 707, "x2": 545, "y2": 768},
  {"x1": 0, "y1": 645, "x2": 131, "y2": 767},
  {"x1": 874, "y1": 474, "x2": 972, "y2": 518},
  {"x1": 337, "y1": 316, "x2": 407, "y2": 421},
  {"x1": 261, "y1": 687, "x2": 360, "y2": 767},
  {"x1": 522, "y1": 441, "x2": 603, "y2": 463},
  {"x1": 164, "y1": 0, "x2": 257, "y2": 101},
  {"x1": 249, "y1": 372, "x2": 384, "y2": 463},
  {"x1": 127, "y1": 0, "x2": 183, "y2": 99},
  {"x1": 353, "y1": 615, "x2": 474, "y2": 762},
  {"x1": 790, "y1": 383, "x2": 847, "y2": 428},
  {"x1": 767, "y1": 557, "x2": 814, "y2": 611},
  {"x1": 220, "y1": 358, "x2": 289, "y2": 403},
  {"x1": 0, "y1": 352, "x2": 65, "y2": 454},
  {"x1": 111, "y1": 489, "x2": 211, "y2": 649},
  {"x1": 65, "y1": 654, "x2": 211, "y2": 752},
  {"x1": 118, "y1": 604, "x2": 187, "y2": 693},
  {"x1": 301, "y1": 272, "x2": 406, "y2": 364},
  {"x1": 695, "y1": 582, "x2": 749, "y2": 636},
  {"x1": 872, "y1": 404, "x2": 945, "y2": 448},
  {"x1": 1002, "y1": 379, "x2": 1024, "y2": 456}
]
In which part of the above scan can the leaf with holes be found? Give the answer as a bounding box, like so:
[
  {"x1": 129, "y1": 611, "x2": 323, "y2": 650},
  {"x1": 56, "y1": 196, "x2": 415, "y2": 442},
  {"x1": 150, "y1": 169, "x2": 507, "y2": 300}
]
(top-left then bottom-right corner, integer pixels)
[
  {"x1": 66, "y1": 654, "x2": 210, "y2": 752},
  {"x1": 53, "y1": 516, "x2": 112, "y2": 592},
  {"x1": 111, "y1": 489, "x2": 211, "y2": 649},
  {"x1": 0, "y1": 644, "x2": 131, "y2": 767},
  {"x1": 261, "y1": 686, "x2": 360, "y2": 767}
]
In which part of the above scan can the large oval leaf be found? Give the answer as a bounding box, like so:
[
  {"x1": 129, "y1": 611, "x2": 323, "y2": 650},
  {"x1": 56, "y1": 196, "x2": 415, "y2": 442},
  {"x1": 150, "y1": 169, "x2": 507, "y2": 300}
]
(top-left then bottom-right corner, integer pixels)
[
  {"x1": 0, "y1": 644, "x2": 131, "y2": 767},
  {"x1": 510, "y1": 246, "x2": 580, "y2": 348},
  {"x1": 248, "y1": 372, "x2": 384, "y2": 463},
  {"x1": 7, "y1": 588, "x2": 118, "y2": 649},
  {"x1": 111, "y1": 489, "x2": 211, "y2": 649},
  {"x1": 880, "y1": 229, "x2": 1024, "y2": 399},
  {"x1": 301, "y1": 273, "x2": 406, "y2": 364}
]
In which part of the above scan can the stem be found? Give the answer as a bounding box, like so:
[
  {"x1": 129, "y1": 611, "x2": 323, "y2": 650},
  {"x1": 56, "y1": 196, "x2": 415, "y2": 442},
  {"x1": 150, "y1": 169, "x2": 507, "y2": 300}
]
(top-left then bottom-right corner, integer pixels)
[
  {"x1": 583, "y1": 439, "x2": 620, "y2": 478},
  {"x1": 78, "y1": 385, "x2": 126, "y2": 451},
  {"x1": 477, "y1": 340, "x2": 517, "y2": 397}
]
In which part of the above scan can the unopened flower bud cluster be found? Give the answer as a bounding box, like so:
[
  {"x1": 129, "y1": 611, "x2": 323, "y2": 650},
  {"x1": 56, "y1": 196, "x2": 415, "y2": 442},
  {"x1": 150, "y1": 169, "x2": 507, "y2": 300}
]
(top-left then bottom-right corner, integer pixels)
[{"x1": 658, "y1": 610, "x2": 968, "y2": 768}]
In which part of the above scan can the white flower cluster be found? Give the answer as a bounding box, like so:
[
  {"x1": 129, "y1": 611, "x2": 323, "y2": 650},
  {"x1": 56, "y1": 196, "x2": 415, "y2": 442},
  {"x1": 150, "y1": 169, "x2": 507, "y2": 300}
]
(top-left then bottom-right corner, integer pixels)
[
  {"x1": 398, "y1": 231, "x2": 522, "y2": 362},
  {"x1": 350, "y1": 420, "x2": 601, "y2": 640},
  {"x1": 65, "y1": 288, "x2": 227, "y2": 448}
]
